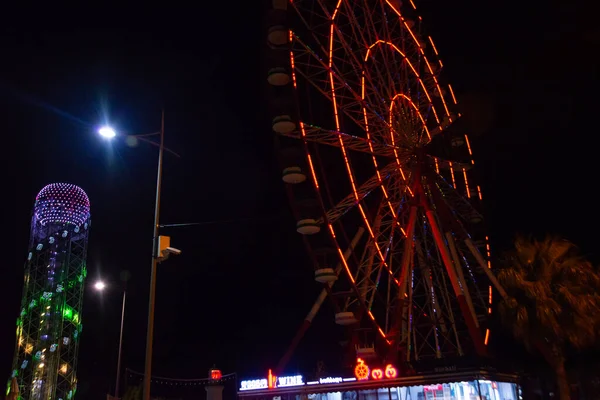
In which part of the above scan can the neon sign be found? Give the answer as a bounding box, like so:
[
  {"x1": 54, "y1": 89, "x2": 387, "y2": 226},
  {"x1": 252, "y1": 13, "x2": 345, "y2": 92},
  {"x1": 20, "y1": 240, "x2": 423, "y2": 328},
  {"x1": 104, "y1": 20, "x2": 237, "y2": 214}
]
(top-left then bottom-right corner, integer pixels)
[
  {"x1": 354, "y1": 359, "x2": 398, "y2": 381},
  {"x1": 240, "y1": 371, "x2": 304, "y2": 391},
  {"x1": 277, "y1": 375, "x2": 304, "y2": 387},
  {"x1": 319, "y1": 377, "x2": 343, "y2": 384},
  {"x1": 354, "y1": 359, "x2": 370, "y2": 381},
  {"x1": 371, "y1": 368, "x2": 383, "y2": 380},
  {"x1": 240, "y1": 379, "x2": 268, "y2": 391},
  {"x1": 385, "y1": 364, "x2": 397, "y2": 379}
]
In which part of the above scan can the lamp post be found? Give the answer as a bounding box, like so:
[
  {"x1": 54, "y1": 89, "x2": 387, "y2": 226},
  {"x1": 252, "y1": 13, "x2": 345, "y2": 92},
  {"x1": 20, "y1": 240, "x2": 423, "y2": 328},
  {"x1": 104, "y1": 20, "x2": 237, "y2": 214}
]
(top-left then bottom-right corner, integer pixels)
[
  {"x1": 94, "y1": 280, "x2": 126, "y2": 399},
  {"x1": 98, "y1": 110, "x2": 176, "y2": 400},
  {"x1": 143, "y1": 110, "x2": 164, "y2": 400}
]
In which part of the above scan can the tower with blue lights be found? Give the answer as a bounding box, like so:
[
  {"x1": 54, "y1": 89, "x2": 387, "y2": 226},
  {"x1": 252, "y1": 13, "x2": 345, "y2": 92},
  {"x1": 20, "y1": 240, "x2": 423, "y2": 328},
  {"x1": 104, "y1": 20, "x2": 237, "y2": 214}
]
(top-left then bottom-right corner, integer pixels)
[{"x1": 10, "y1": 183, "x2": 91, "y2": 400}]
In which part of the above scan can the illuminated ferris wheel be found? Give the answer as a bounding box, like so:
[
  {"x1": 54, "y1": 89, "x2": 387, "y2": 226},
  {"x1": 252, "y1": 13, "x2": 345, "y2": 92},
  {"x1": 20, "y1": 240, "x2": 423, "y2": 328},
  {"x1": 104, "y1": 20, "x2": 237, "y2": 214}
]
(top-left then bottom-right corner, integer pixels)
[{"x1": 266, "y1": 0, "x2": 506, "y2": 371}]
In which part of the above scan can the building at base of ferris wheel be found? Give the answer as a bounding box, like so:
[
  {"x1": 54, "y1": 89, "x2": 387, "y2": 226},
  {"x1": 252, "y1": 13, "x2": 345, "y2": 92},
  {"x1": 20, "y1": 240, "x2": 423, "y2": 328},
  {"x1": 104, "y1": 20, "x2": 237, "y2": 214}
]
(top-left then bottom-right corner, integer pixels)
[{"x1": 237, "y1": 363, "x2": 520, "y2": 400}]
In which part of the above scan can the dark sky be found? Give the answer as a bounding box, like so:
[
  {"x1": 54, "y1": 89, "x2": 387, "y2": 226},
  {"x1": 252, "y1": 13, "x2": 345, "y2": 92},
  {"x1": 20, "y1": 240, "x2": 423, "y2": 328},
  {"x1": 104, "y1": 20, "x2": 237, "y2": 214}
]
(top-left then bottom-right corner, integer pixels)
[{"x1": 2, "y1": 1, "x2": 597, "y2": 399}]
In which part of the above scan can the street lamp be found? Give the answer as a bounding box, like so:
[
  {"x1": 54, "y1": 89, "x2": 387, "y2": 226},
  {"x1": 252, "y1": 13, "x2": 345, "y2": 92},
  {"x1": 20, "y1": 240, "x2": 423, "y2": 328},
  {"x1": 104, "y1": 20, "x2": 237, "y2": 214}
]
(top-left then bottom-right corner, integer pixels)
[
  {"x1": 94, "y1": 280, "x2": 127, "y2": 399},
  {"x1": 98, "y1": 126, "x2": 117, "y2": 139},
  {"x1": 97, "y1": 111, "x2": 179, "y2": 400}
]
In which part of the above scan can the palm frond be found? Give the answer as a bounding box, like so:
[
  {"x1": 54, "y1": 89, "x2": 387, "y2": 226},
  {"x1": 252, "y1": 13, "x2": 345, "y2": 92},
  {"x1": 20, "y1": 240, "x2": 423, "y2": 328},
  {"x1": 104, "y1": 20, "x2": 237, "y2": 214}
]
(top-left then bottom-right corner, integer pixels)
[{"x1": 498, "y1": 235, "x2": 600, "y2": 354}]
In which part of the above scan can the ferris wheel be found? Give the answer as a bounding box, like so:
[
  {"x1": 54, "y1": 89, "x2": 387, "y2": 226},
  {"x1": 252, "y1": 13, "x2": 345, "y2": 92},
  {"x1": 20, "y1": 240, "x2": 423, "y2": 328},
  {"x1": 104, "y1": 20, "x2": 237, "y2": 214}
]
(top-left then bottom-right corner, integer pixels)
[{"x1": 266, "y1": 0, "x2": 506, "y2": 371}]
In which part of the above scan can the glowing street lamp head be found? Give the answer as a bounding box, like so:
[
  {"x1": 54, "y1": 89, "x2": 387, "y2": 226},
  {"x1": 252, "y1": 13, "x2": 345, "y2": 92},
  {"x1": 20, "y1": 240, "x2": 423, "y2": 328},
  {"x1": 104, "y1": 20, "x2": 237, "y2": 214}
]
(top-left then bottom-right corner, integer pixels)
[
  {"x1": 94, "y1": 281, "x2": 106, "y2": 291},
  {"x1": 98, "y1": 126, "x2": 116, "y2": 139}
]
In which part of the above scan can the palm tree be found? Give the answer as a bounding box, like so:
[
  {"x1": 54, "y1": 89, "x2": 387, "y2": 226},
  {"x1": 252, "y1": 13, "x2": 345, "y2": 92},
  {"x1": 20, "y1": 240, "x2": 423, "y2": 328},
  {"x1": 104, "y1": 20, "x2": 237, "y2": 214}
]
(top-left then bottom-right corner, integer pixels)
[{"x1": 497, "y1": 235, "x2": 600, "y2": 400}]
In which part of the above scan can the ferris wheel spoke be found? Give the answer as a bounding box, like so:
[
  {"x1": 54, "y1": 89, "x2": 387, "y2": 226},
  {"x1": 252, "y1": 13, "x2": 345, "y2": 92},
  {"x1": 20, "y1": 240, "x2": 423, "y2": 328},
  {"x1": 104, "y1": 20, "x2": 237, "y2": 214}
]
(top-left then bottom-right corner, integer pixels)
[
  {"x1": 341, "y1": 184, "x2": 414, "y2": 340},
  {"x1": 420, "y1": 171, "x2": 491, "y2": 320},
  {"x1": 383, "y1": 3, "x2": 453, "y2": 118},
  {"x1": 291, "y1": 32, "x2": 394, "y2": 140},
  {"x1": 430, "y1": 155, "x2": 472, "y2": 171},
  {"x1": 320, "y1": 161, "x2": 400, "y2": 224},
  {"x1": 360, "y1": 219, "x2": 403, "y2": 321},
  {"x1": 336, "y1": 1, "x2": 399, "y2": 104},
  {"x1": 427, "y1": 167, "x2": 483, "y2": 227},
  {"x1": 420, "y1": 179, "x2": 489, "y2": 355},
  {"x1": 279, "y1": 122, "x2": 402, "y2": 157},
  {"x1": 328, "y1": 20, "x2": 441, "y2": 147}
]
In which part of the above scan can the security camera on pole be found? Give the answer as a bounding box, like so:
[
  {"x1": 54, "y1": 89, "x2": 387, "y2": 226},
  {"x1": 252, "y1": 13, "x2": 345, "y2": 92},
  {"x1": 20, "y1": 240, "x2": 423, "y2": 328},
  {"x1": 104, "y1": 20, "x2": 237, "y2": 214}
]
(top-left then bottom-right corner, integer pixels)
[{"x1": 156, "y1": 235, "x2": 182, "y2": 261}]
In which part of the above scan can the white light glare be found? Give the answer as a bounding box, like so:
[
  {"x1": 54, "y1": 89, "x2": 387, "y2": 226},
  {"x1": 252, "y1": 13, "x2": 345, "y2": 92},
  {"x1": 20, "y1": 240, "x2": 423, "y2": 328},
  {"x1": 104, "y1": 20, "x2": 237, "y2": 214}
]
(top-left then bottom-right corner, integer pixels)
[
  {"x1": 94, "y1": 281, "x2": 106, "y2": 291},
  {"x1": 98, "y1": 126, "x2": 117, "y2": 139}
]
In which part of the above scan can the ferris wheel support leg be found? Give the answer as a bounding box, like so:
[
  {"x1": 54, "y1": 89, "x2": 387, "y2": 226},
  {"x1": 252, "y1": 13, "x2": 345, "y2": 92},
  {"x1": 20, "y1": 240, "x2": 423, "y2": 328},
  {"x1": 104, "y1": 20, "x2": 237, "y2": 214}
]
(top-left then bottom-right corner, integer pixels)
[
  {"x1": 423, "y1": 209, "x2": 487, "y2": 357},
  {"x1": 446, "y1": 232, "x2": 478, "y2": 328},
  {"x1": 275, "y1": 227, "x2": 366, "y2": 375},
  {"x1": 398, "y1": 206, "x2": 418, "y2": 298},
  {"x1": 464, "y1": 239, "x2": 509, "y2": 300},
  {"x1": 389, "y1": 205, "x2": 417, "y2": 353}
]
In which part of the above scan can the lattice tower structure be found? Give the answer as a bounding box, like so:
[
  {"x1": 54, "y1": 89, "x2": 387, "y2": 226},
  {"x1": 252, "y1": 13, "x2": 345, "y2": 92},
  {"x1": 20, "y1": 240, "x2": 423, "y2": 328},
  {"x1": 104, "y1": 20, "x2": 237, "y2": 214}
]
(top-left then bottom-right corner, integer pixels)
[{"x1": 10, "y1": 183, "x2": 91, "y2": 400}]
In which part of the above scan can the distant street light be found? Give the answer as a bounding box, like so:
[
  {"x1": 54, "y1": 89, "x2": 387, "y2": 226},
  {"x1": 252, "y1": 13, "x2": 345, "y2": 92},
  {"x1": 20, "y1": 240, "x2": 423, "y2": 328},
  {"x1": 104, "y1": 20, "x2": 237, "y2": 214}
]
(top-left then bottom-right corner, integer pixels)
[
  {"x1": 98, "y1": 126, "x2": 117, "y2": 139},
  {"x1": 92, "y1": 278, "x2": 128, "y2": 399}
]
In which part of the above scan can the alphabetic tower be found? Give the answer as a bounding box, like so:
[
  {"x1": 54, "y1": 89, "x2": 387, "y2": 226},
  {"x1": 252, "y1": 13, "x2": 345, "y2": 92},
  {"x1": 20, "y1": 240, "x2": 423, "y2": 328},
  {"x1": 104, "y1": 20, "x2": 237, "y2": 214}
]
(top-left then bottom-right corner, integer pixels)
[{"x1": 9, "y1": 183, "x2": 91, "y2": 400}]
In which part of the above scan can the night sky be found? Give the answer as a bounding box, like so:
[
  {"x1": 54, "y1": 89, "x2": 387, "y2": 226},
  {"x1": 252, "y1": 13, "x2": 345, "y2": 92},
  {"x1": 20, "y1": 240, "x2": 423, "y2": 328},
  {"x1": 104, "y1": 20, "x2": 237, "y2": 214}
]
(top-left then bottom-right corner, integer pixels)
[{"x1": 2, "y1": 1, "x2": 597, "y2": 399}]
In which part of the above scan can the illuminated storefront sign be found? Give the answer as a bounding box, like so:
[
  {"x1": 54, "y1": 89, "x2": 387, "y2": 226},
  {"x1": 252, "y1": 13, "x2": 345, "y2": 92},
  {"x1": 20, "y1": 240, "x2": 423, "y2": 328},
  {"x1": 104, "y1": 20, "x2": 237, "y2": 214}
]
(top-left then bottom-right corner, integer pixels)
[
  {"x1": 319, "y1": 377, "x2": 343, "y2": 384},
  {"x1": 277, "y1": 375, "x2": 304, "y2": 387},
  {"x1": 240, "y1": 371, "x2": 304, "y2": 391},
  {"x1": 240, "y1": 379, "x2": 269, "y2": 391},
  {"x1": 306, "y1": 377, "x2": 357, "y2": 385},
  {"x1": 354, "y1": 358, "x2": 398, "y2": 381},
  {"x1": 240, "y1": 360, "x2": 398, "y2": 391}
]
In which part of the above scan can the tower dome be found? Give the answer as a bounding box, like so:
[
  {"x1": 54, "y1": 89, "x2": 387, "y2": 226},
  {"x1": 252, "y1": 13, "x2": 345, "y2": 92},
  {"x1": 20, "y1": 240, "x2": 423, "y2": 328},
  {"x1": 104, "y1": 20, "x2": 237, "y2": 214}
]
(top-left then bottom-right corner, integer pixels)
[{"x1": 34, "y1": 183, "x2": 91, "y2": 226}]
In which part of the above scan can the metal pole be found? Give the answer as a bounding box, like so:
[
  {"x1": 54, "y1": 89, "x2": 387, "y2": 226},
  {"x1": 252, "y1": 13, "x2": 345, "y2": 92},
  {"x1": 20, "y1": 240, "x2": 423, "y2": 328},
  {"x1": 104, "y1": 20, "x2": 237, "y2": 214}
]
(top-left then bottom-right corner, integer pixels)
[
  {"x1": 142, "y1": 110, "x2": 165, "y2": 400},
  {"x1": 115, "y1": 289, "x2": 126, "y2": 399}
]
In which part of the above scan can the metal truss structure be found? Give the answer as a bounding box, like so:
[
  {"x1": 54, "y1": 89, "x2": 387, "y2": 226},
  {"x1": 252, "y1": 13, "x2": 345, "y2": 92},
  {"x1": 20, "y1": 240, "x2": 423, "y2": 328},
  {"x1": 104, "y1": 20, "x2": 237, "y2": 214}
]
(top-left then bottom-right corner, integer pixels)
[
  {"x1": 10, "y1": 183, "x2": 91, "y2": 400},
  {"x1": 265, "y1": 0, "x2": 507, "y2": 373}
]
